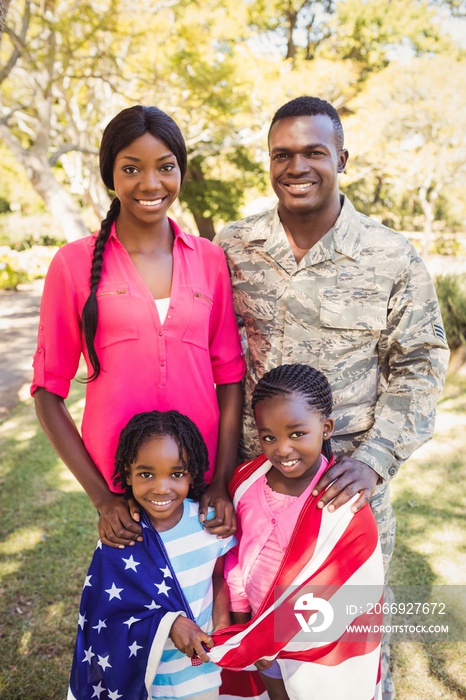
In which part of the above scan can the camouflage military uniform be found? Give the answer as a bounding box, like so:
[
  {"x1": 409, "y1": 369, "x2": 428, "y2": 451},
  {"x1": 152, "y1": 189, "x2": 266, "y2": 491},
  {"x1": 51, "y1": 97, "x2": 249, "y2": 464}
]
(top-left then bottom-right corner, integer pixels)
[{"x1": 215, "y1": 195, "x2": 449, "y2": 699}]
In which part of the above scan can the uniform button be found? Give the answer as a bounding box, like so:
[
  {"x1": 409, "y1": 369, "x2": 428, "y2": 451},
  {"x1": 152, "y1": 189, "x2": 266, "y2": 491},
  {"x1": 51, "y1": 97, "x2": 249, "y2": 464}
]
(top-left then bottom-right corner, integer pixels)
[
  {"x1": 388, "y1": 467, "x2": 396, "y2": 477},
  {"x1": 271, "y1": 518, "x2": 276, "y2": 525},
  {"x1": 39, "y1": 325, "x2": 43, "y2": 330},
  {"x1": 167, "y1": 315, "x2": 171, "y2": 319},
  {"x1": 159, "y1": 332, "x2": 162, "y2": 336},
  {"x1": 161, "y1": 362, "x2": 165, "y2": 367},
  {"x1": 38, "y1": 348, "x2": 42, "y2": 353}
]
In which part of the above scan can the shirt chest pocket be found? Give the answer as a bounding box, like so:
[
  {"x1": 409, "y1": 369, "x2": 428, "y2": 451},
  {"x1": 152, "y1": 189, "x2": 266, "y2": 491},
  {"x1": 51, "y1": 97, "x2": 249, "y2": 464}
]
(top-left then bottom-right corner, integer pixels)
[
  {"x1": 320, "y1": 287, "x2": 388, "y2": 331},
  {"x1": 93, "y1": 284, "x2": 139, "y2": 348},
  {"x1": 182, "y1": 287, "x2": 213, "y2": 350}
]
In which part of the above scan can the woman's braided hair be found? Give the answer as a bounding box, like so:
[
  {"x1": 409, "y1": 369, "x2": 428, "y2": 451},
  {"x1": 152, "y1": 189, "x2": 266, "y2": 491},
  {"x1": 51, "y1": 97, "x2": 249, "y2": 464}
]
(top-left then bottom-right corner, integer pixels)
[
  {"x1": 251, "y1": 363, "x2": 334, "y2": 460},
  {"x1": 82, "y1": 105, "x2": 188, "y2": 381},
  {"x1": 113, "y1": 410, "x2": 208, "y2": 500}
]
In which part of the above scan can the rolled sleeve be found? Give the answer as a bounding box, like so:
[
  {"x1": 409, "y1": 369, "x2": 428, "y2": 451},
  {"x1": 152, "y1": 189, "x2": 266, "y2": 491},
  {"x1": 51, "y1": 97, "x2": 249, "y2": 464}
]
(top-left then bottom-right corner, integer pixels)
[{"x1": 31, "y1": 250, "x2": 82, "y2": 399}]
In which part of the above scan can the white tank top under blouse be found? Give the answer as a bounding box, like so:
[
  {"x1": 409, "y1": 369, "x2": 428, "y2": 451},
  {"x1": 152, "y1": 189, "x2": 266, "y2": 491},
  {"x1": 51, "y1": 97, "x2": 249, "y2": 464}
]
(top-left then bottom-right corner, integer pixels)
[{"x1": 154, "y1": 297, "x2": 170, "y2": 324}]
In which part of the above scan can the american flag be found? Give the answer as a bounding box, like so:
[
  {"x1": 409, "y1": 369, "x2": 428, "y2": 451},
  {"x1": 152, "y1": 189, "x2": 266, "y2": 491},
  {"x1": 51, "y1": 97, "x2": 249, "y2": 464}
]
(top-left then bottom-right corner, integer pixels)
[
  {"x1": 211, "y1": 455, "x2": 384, "y2": 700},
  {"x1": 68, "y1": 511, "x2": 196, "y2": 700}
]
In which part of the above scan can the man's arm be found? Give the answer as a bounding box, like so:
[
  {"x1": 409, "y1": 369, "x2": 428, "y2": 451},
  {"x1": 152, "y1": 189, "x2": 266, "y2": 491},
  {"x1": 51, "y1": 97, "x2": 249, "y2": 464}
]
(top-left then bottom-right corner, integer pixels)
[{"x1": 314, "y1": 246, "x2": 449, "y2": 511}]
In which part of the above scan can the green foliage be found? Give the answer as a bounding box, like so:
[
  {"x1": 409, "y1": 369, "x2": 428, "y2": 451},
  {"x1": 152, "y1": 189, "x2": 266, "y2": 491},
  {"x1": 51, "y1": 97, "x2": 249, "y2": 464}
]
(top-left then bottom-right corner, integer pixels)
[
  {"x1": 1, "y1": 0, "x2": 465, "y2": 239},
  {"x1": 0, "y1": 243, "x2": 59, "y2": 288},
  {"x1": 434, "y1": 273, "x2": 466, "y2": 349},
  {"x1": 181, "y1": 151, "x2": 266, "y2": 226},
  {"x1": 0, "y1": 253, "x2": 28, "y2": 289},
  {"x1": 328, "y1": 0, "x2": 448, "y2": 76}
]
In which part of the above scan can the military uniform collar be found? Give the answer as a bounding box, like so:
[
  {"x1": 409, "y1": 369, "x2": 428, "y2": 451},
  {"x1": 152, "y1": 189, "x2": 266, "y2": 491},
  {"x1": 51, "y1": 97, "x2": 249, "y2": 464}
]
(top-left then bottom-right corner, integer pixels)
[{"x1": 242, "y1": 196, "x2": 362, "y2": 267}]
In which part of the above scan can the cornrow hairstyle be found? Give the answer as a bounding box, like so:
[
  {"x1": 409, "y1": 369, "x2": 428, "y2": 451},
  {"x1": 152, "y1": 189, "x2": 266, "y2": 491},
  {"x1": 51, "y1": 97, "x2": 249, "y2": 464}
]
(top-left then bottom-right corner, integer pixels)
[
  {"x1": 113, "y1": 410, "x2": 208, "y2": 501},
  {"x1": 252, "y1": 363, "x2": 334, "y2": 461},
  {"x1": 82, "y1": 105, "x2": 188, "y2": 381},
  {"x1": 268, "y1": 96, "x2": 344, "y2": 152}
]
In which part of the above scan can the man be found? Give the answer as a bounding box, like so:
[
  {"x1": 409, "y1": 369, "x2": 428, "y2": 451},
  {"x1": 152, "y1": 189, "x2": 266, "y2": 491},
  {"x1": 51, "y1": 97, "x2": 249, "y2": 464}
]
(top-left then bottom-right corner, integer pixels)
[{"x1": 215, "y1": 96, "x2": 449, "y2": 699}]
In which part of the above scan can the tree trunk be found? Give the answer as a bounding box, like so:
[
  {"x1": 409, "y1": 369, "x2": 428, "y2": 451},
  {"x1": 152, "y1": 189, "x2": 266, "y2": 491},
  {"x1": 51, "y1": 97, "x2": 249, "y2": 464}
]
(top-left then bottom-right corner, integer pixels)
[
  {"x1": 418, "y1": 184, "x2": 435, "y2": 259},
  {"x1": 185, "y1": 161, "x2": 218, "y2": 240},
  {"x1": 190, "y1": 210, "x2": 216, "y2": 241},
  {"x1": 0, "y1": 0, "x2": 11, "y2": 34},
  {"x1": 285, "y1": 9, "x2": 298, "y2": 60},
  {"x1": 0, "y1": 123, "x2": 89, "y2": 242}
]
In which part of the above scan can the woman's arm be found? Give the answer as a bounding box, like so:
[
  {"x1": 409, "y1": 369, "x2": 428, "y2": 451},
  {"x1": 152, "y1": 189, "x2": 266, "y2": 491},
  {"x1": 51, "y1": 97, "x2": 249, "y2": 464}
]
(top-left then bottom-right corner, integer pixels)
[
  {"x1": 34, "y1": 387, "x2": 142, "y2": 547},
  {"x1": 199, "y1": 381, "x2": 242, "y2": 536}
]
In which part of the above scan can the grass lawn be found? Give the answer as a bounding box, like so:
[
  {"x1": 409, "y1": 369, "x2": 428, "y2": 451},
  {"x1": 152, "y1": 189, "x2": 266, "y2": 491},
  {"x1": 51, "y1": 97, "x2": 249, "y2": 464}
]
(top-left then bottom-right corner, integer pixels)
[{"x1": 0, "y1": 375, "x2": 465, "y2": 699}]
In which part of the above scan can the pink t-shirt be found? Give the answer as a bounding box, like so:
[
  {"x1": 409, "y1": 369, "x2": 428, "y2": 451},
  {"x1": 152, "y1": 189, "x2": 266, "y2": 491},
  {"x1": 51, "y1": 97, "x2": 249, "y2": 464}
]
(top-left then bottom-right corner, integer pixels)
[{"x1": 31, "y1": 219, "x2": 245, "y2": 489}]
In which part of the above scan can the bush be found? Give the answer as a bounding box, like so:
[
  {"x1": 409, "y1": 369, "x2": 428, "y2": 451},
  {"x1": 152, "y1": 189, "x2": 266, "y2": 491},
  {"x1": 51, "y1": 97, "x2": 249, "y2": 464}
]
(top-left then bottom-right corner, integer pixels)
[
  {"x1": 0, "y1": 245, "x2": 58, "y2": 290},
  {"x1": 435, "y1": 274, "x2": 466, "y2": 349},
  {"x1": 0, "y1": 248, "x2": 29, "y2": 289}
]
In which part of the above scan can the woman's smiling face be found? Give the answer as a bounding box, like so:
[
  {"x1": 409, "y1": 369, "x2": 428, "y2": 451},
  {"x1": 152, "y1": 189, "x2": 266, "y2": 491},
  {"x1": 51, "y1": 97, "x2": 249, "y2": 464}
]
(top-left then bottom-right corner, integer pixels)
[{"x1": 112, "y1": 132, "x2": 181, "y2": 229}]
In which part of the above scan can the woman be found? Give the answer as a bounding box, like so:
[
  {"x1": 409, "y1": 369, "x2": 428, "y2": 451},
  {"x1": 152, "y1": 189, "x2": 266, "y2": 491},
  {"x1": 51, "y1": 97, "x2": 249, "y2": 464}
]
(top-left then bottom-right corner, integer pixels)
[{"x1": 31, "y1": 105, "x2": 245, "y2": 548}]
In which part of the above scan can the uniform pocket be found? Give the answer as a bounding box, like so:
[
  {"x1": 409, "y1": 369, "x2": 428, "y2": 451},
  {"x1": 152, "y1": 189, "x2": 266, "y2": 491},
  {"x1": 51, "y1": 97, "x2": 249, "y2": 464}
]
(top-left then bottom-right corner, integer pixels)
[
  {"x1": 320, "y1": 287, "x2": 388, "y2": 331},
  {"x1": 94, "y1": 283, "x2": 139, "y2": 348},
  {"x1": 182, "y1": 287, "x2": 213, "y2": 349}
]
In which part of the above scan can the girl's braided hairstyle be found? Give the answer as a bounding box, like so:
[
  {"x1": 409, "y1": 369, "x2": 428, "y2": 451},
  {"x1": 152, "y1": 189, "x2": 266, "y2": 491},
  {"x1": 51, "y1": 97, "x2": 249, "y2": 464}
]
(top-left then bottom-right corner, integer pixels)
[
  {"x1": 251, "y1": 363, "x2": 333, "y2": 460},
  {"x1": 82, "y1": 105, "x2": 188, "y2": 381},
  {"x1": 113, "y1": 410, "x2": 208, "y2": 500}
]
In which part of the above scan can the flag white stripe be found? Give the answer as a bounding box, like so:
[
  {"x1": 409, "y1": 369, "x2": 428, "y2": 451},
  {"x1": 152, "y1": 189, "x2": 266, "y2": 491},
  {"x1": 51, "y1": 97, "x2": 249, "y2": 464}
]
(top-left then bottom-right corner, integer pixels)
[{"x1": 278, "y1": 645, "x2": 381, "y2": 700}]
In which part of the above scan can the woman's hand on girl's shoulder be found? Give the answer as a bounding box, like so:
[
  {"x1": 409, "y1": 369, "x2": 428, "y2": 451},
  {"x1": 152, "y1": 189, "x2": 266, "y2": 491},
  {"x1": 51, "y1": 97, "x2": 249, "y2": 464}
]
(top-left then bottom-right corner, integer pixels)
[
  {"x1": 199, "y1": 483, "x2": 237, "y2": 538},
  {"x1": 98, "y1": 494, "x2": 143, "y2": 548}
]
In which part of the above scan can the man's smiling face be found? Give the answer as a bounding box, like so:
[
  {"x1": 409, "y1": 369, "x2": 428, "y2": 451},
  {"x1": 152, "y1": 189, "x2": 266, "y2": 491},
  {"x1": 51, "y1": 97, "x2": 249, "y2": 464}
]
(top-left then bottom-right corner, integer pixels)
[{"x1": 269, "y1": 114, "x2": 348, "y2": 219}]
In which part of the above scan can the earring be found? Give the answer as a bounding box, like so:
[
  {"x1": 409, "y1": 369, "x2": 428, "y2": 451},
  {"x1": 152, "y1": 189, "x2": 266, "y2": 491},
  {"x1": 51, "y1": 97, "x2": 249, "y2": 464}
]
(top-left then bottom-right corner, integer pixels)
[{"x1": 323, "y1": 432, "x2": 328, "y2": 437}]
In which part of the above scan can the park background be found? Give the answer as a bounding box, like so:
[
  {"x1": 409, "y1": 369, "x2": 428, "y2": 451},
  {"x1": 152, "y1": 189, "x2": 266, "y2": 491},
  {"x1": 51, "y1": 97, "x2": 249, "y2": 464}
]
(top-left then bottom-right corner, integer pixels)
[{"x1": 0, "y1": 0, "x2": 466, "y2": 698}]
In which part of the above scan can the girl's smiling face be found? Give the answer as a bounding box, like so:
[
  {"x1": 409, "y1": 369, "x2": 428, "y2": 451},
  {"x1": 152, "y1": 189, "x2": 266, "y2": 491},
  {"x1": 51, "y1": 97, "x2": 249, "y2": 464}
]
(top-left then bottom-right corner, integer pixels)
[
  {"x1": 254, "y1": 393, "x2": 334, "y2": 486},
  {"x1": 126, "y1": 435, "x2": 191, "y2": 532}
]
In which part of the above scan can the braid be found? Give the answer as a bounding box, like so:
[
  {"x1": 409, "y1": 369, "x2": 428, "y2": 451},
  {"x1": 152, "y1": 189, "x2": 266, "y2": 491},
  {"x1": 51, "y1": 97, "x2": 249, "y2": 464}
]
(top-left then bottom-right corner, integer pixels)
[
  {"x1": 113, "y1": 410, "x2": 208, "y2": 500},
  {"x1": 81, "y1": 197, "x2": 121, "y2": 382},
  {"x1": 252, "y1": 363, "x2": 333, "y2": 459}
]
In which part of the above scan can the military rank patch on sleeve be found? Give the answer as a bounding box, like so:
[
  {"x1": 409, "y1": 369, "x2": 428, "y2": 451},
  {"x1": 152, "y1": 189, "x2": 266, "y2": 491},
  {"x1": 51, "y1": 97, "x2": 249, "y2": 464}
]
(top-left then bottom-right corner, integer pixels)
[{"x1": 433, "y1": 322, "x2": 447, "y2": 344}]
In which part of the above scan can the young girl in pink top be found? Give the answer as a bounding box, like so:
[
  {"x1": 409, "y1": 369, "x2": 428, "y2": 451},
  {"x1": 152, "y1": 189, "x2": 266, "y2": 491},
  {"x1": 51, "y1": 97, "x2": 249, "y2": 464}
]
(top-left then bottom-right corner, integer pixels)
[
  {"x1": 31, "y1": 106, "x2": 245, "y2": 549},
  {"x1": 212, "y1": 363, "x2": 383, "y2": 700}
]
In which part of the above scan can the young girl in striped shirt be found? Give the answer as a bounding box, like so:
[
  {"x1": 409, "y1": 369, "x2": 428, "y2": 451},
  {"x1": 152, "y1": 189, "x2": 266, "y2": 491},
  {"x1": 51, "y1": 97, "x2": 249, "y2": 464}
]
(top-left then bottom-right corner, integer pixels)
[{"x1": 68, "y1": 409, "x2": 235, "y2": 700}]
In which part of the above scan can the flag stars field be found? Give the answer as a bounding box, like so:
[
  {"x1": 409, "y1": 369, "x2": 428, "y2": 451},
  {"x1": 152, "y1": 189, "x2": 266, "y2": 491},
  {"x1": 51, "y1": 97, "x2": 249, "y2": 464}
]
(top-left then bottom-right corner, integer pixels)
[
  {"x1": 105, "y1": 583, "x2": 123, "y2": 600},
  {"x1": 91, "y1": 680, "x2": 105, "y2": 698},
  {"x1": 123, "y1": 615, "x2": 141, "y2": 628},
  {"x1": 122, "y1": 555, "x2": 140, "y2": 572},
  {"x1": 97, "y1": 654, "x2": 112, "y2": 671},
  {"x1": 92, "y1": 619, "x2": 107, "y2": 633},
  {"x1": 82, "y1": 645, "x2": 95, "y2": 664},
  {"x1": 155, "y1": 579, "x2": 171, "y2": 596},
  {"x1": 129, "y1": 640, "x2": 143, "y2": 657}
]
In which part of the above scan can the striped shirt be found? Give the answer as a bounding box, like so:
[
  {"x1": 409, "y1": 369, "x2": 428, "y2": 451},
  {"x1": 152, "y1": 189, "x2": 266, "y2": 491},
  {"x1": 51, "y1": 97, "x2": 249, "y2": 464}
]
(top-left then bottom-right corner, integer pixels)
[{"x1": 151, "y1": 500, "x2": 236, "y2": 699}]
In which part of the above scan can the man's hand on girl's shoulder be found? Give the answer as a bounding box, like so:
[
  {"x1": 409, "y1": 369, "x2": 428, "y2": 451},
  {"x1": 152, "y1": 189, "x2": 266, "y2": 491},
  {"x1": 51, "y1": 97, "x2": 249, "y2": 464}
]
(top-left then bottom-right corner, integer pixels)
[{"x1": 312, "y1": 456, "x2": 380, "y2": 513}]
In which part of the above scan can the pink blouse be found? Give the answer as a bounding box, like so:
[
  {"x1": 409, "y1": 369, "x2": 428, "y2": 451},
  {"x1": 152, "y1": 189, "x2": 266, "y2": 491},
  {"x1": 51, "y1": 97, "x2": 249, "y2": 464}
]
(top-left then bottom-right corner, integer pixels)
[{"x1": 31, "y1": 219, "x2": 245, "y2": 489}]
